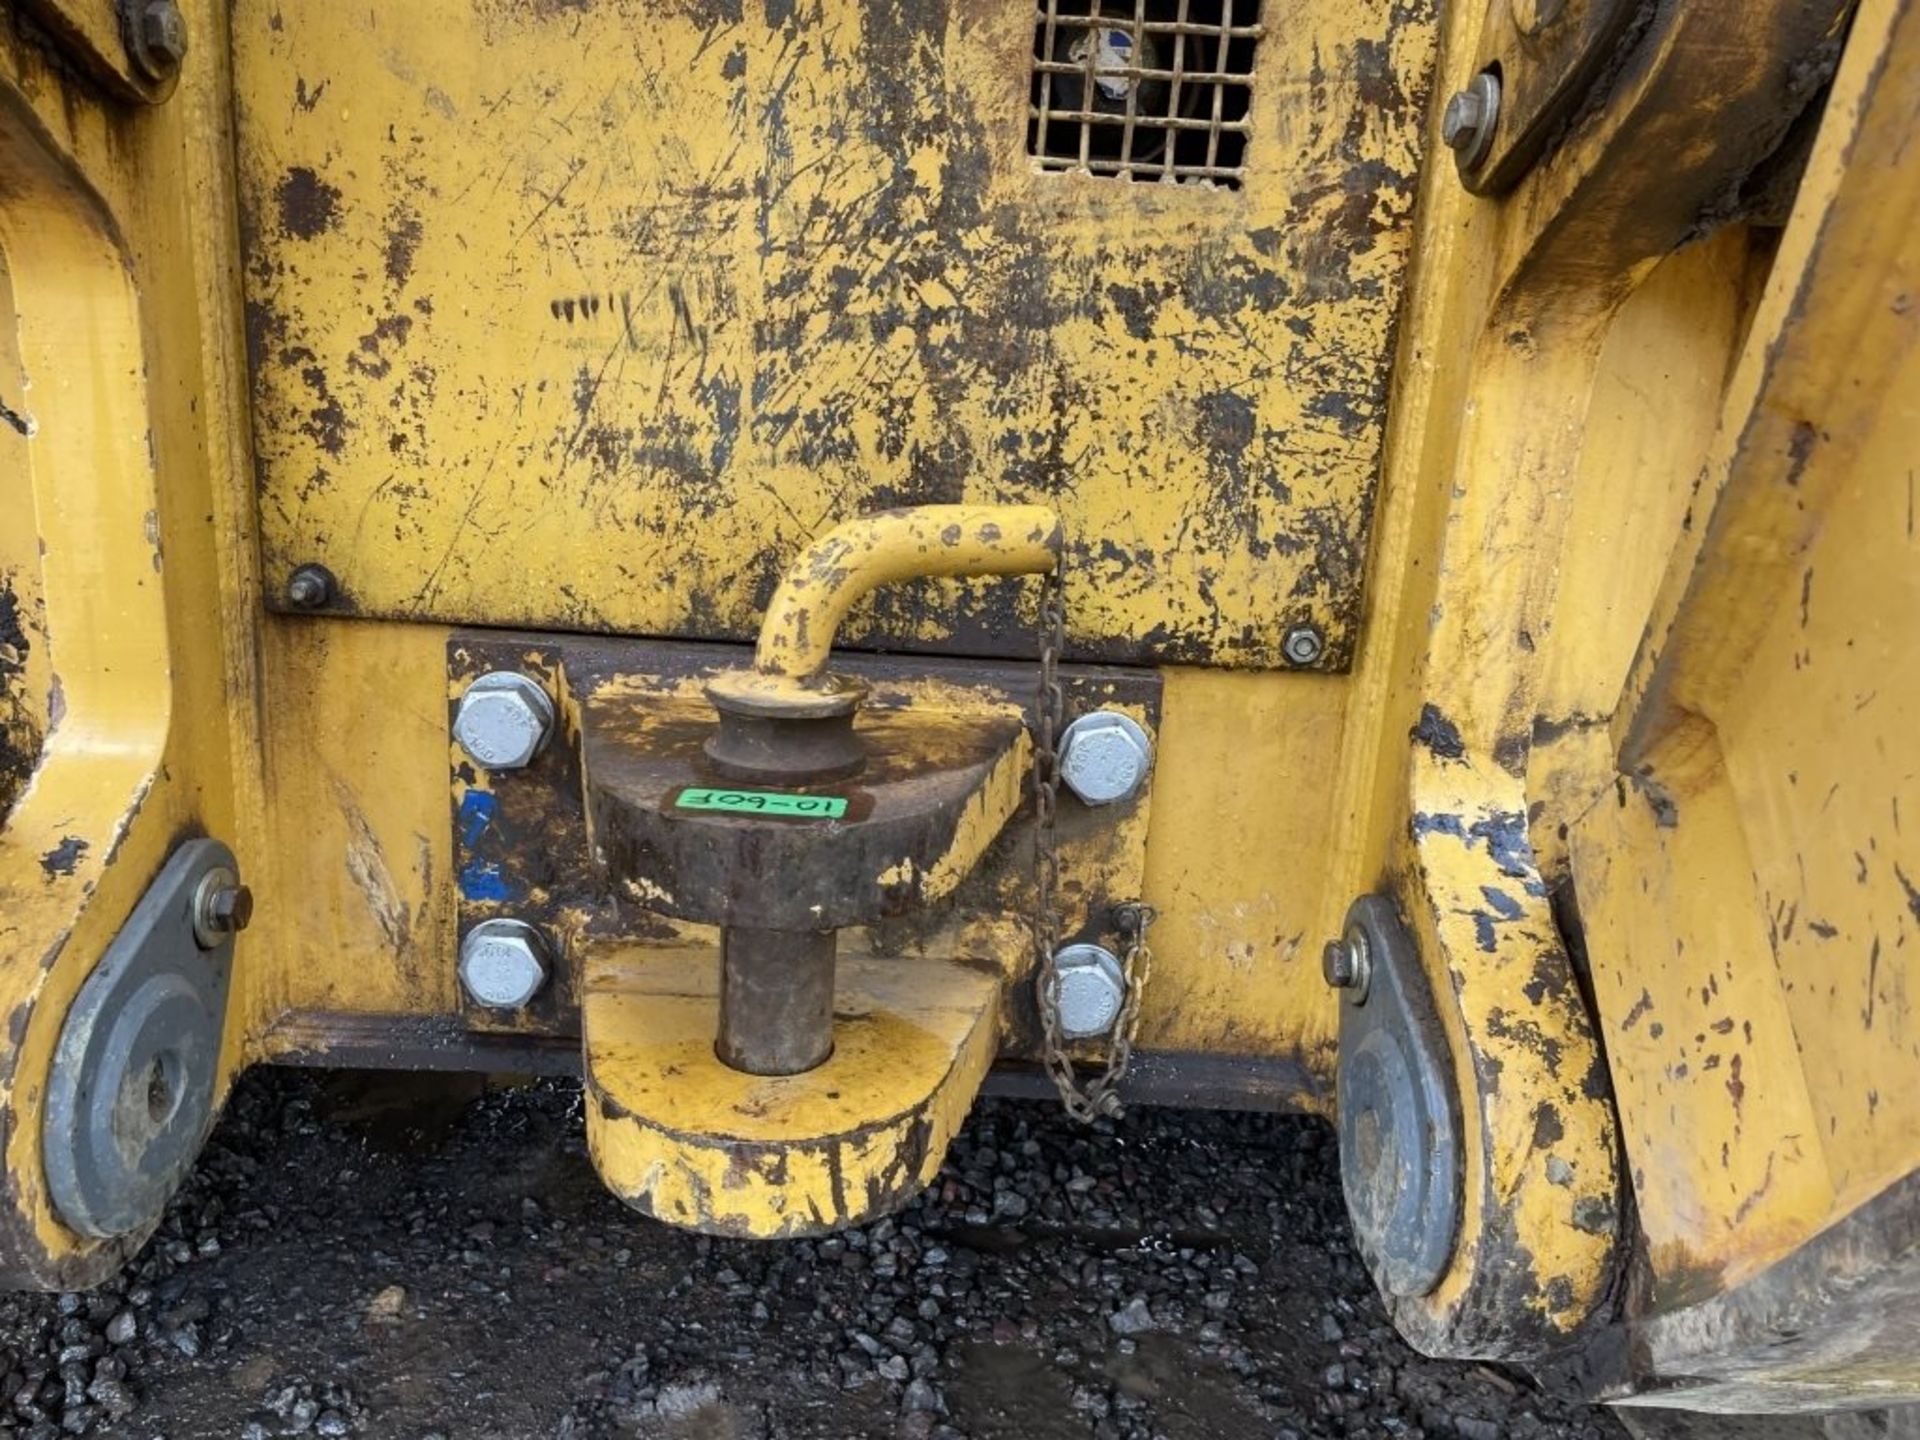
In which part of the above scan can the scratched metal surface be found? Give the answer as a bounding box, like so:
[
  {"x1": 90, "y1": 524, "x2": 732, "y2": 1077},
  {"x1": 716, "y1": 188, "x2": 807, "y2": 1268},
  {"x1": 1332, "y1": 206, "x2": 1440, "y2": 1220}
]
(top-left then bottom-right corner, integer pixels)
[{"x1": 232, "y1": 0, "x2": 1435, "y2": 668}]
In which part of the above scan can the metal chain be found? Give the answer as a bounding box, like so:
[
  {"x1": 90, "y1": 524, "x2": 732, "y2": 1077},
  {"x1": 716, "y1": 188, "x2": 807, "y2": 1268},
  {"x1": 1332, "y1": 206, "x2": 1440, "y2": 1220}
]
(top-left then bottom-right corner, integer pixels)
[{"x1": 1032, "y1": 567, "x2": 1156, "y2": 1122}]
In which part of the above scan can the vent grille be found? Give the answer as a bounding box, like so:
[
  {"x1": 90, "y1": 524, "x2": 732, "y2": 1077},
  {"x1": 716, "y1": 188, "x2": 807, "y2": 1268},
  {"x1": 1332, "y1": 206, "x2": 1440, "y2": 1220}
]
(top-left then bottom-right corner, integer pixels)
[{"x1": 1027, "y1": 0, "x2": 1263, "y2": 188}]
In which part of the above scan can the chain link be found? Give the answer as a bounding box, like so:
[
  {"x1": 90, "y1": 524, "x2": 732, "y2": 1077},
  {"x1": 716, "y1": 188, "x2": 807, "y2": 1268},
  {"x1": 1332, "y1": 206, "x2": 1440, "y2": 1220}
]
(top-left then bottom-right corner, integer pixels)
[{"x1": 1031, "y1": 567, "x2": 1156, "y2": 1123}]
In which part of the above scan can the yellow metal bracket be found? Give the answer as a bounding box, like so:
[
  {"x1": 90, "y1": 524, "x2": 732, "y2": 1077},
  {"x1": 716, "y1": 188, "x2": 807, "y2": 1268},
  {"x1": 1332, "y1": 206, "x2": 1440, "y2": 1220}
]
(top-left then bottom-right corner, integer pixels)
[{"x1": 1339, "y1": 0, "x2": 1853, "y2": 1362}]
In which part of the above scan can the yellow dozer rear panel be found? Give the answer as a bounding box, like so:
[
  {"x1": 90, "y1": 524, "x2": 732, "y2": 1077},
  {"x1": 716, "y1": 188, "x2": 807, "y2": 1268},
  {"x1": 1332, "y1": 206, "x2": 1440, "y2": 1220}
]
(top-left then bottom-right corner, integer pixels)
[
  {"x1": 233, "y1": 0, "x2": 1425, "y2": 670},
  {"x1": 2, "y1": 0, "x2": 1917, "y2": 1413}
]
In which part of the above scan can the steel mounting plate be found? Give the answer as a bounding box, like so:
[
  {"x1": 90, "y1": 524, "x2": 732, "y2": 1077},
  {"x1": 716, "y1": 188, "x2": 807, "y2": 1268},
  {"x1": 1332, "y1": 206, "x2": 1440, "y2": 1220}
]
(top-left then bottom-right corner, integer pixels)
[
  {"x1": 43, "y1": 839, "x2": 239, "y2": 1240},
  {"x1": 1336, "y1": 894, "x2": 1463, "y2": 1300}
]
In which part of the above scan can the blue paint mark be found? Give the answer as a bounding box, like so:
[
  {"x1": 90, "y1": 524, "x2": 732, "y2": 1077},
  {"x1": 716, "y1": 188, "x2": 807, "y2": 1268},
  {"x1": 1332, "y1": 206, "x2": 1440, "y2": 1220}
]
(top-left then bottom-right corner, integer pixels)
[
  {"x1": 456, "y1": 791, "x2": 509, "y2": 899},
  {"x1": 459, "y1": 858, "x2": 510, "y2": 902},
  {"x1": 458, "y1": 790, "x2": 498, "y2": 847},
  {"x1": 1410, "y1": 809, "x2": 1545, "y2": 891},
  {"x1": 1479, "y1": 885, "x2": 1524, "y2": 920}
]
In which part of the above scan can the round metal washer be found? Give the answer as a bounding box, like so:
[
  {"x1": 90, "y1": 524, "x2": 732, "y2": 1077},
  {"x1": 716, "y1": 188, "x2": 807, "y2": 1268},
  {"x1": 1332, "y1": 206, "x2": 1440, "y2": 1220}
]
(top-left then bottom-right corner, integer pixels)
[{"x1": 44, "y1": 840, "x2": 236, "y2": 1240}]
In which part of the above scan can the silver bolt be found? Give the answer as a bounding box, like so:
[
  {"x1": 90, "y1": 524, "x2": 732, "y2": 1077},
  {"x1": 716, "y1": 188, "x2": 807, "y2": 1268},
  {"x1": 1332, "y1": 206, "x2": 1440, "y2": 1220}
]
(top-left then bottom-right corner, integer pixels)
[
  {"x1": 1057, "y1": 711, "x2": 1153, "y2": 807},
  {"x1": 1441, "y1": 71, "x2": 1501, "y2": 171},
  {"x1": 1323, "y1": 925, "x2": 1372, "y2": 1003},
  {"x1": 190, "y1": 867, "x2": 253, "y2": 950},
  {"x1": 1282, "y1": 624, "x2": 1326, "y2": 667},
  {"x1": 285, "y1": 564, "x2": 335, "y2": 610},
  {"x1": 129, "y1": 0, "x2": 188, "y2": 81},
  {"x1": 452, "y1": 672, "x2": 556, "y2": 771},
  {"x1": 1047, "y1": 943, "x2": 1127, "y2": 1039},
  {"x1": 458, "y1": 918, "x2": 551, "y2": 1010}
]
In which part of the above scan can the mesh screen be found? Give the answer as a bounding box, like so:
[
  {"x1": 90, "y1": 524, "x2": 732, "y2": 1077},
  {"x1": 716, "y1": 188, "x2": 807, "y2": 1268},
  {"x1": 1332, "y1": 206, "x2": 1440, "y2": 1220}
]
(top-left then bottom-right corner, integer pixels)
[{"x1": 1028, "y1": 0, "x2": 1262, "y2": 187}]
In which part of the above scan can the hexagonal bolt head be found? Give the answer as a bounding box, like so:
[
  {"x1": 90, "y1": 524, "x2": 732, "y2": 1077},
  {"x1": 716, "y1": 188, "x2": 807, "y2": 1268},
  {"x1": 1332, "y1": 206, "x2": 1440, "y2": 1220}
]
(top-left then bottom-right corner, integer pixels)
[
  {"x1": 129, "y1": 0, "x2": 189, "y2": 80},
  {"x1": 1048, "y1": 943, "x2": 1127, "y2": 1039},
  {"x1": 1441, "y1": 71, "x2": 1501, "y2": 170},
  {"x1": 285, "y1": 563, "x2": 336, "y2": 610},
  {"x1": 1322, "y1": 926, "x2": 1373, "y2": 1003},
  {"x1": 1056, "y1": 711, "x2": 1152, "y2": 807},
  {"x1": 453, "y1": 672, "x2": 556, "y2": 771},
  {"x1": 458, "y1": 919, "x2": 552, "y2": 1010},
  {"x1": 190, "y1": 867, "x2": 252, "y2": 950},
  {"x1": 1282, "y1": 624, "x2": 1326, "y2": 667}
]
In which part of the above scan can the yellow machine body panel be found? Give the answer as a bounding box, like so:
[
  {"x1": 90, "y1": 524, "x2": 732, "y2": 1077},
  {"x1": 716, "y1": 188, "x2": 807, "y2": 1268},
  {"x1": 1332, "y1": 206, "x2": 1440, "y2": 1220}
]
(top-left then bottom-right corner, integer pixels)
[
  {"x1": 1, "y1": 0, "x2": 1919, "y2": 1415},
  {"x1": 229, "y1": 0, "x2": 1434, "y2": 667}
]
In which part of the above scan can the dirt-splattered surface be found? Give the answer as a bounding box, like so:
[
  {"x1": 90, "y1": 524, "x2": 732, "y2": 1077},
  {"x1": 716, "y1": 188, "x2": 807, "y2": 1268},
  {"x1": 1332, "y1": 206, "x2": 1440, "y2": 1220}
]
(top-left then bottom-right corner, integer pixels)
[
  {"x1": 231, "y1": 0, "x2": 1436, "y2": 667},
  {"x1": 0, "y1": 1069, "x2": 1634, "y2": 1439}
]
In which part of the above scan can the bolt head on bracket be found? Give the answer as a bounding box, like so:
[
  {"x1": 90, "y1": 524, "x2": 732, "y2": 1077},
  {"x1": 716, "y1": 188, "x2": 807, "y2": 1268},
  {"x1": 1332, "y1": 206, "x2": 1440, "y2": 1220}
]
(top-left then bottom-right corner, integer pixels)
[
  {"x1": 1322, "y1": 925, "x2": 1373, "y2": 1002},
  {"x1": 1442, "y1": 70, "x2": 1502, "y2": 175},
  {"x1": 1048, "y1": 943, "x2": 1127, "y2": 1039},
  {"x1": 458, "y1": 918, "x2": 552, "y2": 1010},
  {"x1": 284, "y1": 562, "x2": 336, "y2": 610},
  {"x1": 453, "y1": 671, "x2": 556, "y2": 771},
  {"x1": 191, "y1": 867, "x2": 253, "y2": 950},
  {"x1": 126, "y1": 0, "x2": 188, "y2": 83},
  {"x1": 1057, "y1": 711, "x2": 1152, "y2": 806},
  {"x1": 1282, "y1": 623, "x2": 1326, "y2": 667}
]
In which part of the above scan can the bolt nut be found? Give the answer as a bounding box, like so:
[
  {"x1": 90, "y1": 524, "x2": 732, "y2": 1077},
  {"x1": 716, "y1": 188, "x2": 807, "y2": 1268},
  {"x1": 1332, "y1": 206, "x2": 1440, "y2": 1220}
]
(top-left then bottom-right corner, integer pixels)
[
  {"x1": 1056, "y1": 711, "x2": 1153, "y2": 807},
  {"x1": 128, "y1": 0, "x2": 188, "y2": 81},
  {"x1": 453, "y1": 672, "x2": 556, "y2": 771},
  {"x1": 1322, "y1": 925, "x2": 1372, "y2": 1003},
  {"x1": 1047, "y1": 943, "x2": 1127, "y2": 1039},
  {"x1": 1441, "y1": 70, "x2": 1501, "y2": 172},
  {"x1": 285, "y1": 563, "x2": 336, "y2": 610},
  {"x1": 1282, "y1": 624, "x2": 1326, "y2": 667},
  {"x1": 190, "y1": 867, "x2": 252, "y2": 950},
  {"x1": 458, "y1": 918, "x2": 551, "y2": 1010}
]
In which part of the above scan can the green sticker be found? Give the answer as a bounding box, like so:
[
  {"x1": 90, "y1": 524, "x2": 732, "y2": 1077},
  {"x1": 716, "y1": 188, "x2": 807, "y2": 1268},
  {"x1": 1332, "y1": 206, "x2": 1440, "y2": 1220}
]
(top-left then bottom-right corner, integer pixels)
[{"x1": 674, "y1": 787, "x2": 848, "y2": 820}]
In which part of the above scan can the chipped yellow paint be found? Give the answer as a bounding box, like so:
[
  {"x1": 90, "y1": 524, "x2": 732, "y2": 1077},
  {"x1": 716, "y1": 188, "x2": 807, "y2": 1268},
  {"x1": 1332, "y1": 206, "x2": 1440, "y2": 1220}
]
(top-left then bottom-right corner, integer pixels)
[
  {"x1": 916, "y1": 729, "x2": 1033, "y2": 905},
  {"x1": 8, "y1": 0, "x2": 1917, "y2": 1402},
  {"x1": 1573, "y1": 741, "x2": 1834, "y2": 1308},
  {"x1": 583, "y1": 946, "x2": 1000, "y2": 1236},
  {"x1": 228, "y1": 0, "x2": 1436, "y2": 669},
  {"x1": 1571, "y1": 0, "x2": 1920, "y2": 1331},
  {"x1": 0, "y1": 21, "x2": 269, "y2": 1284},
  {"x1": 1525, "y1": 228, "x2": 1767, "y2": 871},
  {"x1": 247, "y1": 619, "x2": 458, "y2": 1024},
  {"x1": 0, "y1": 247, "x2": 47, "y2": 822},
  {"x1": 1312, "y1": 0, "x2": 1855, "y2": 1362},
  {"x1": 1400, "y1": 748, "x2": 1621, "y2": 1344},
  {"x1": 0, "y1": 77, "x2": 173, "y2": 1284}
]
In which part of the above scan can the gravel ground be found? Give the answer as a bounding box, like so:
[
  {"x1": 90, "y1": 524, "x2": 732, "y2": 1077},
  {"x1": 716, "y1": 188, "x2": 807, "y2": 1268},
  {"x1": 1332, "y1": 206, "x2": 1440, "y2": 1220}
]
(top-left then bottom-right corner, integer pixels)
[{"x1": 0, "y1": 1068, "x2": 1633, "y2": 1440}]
